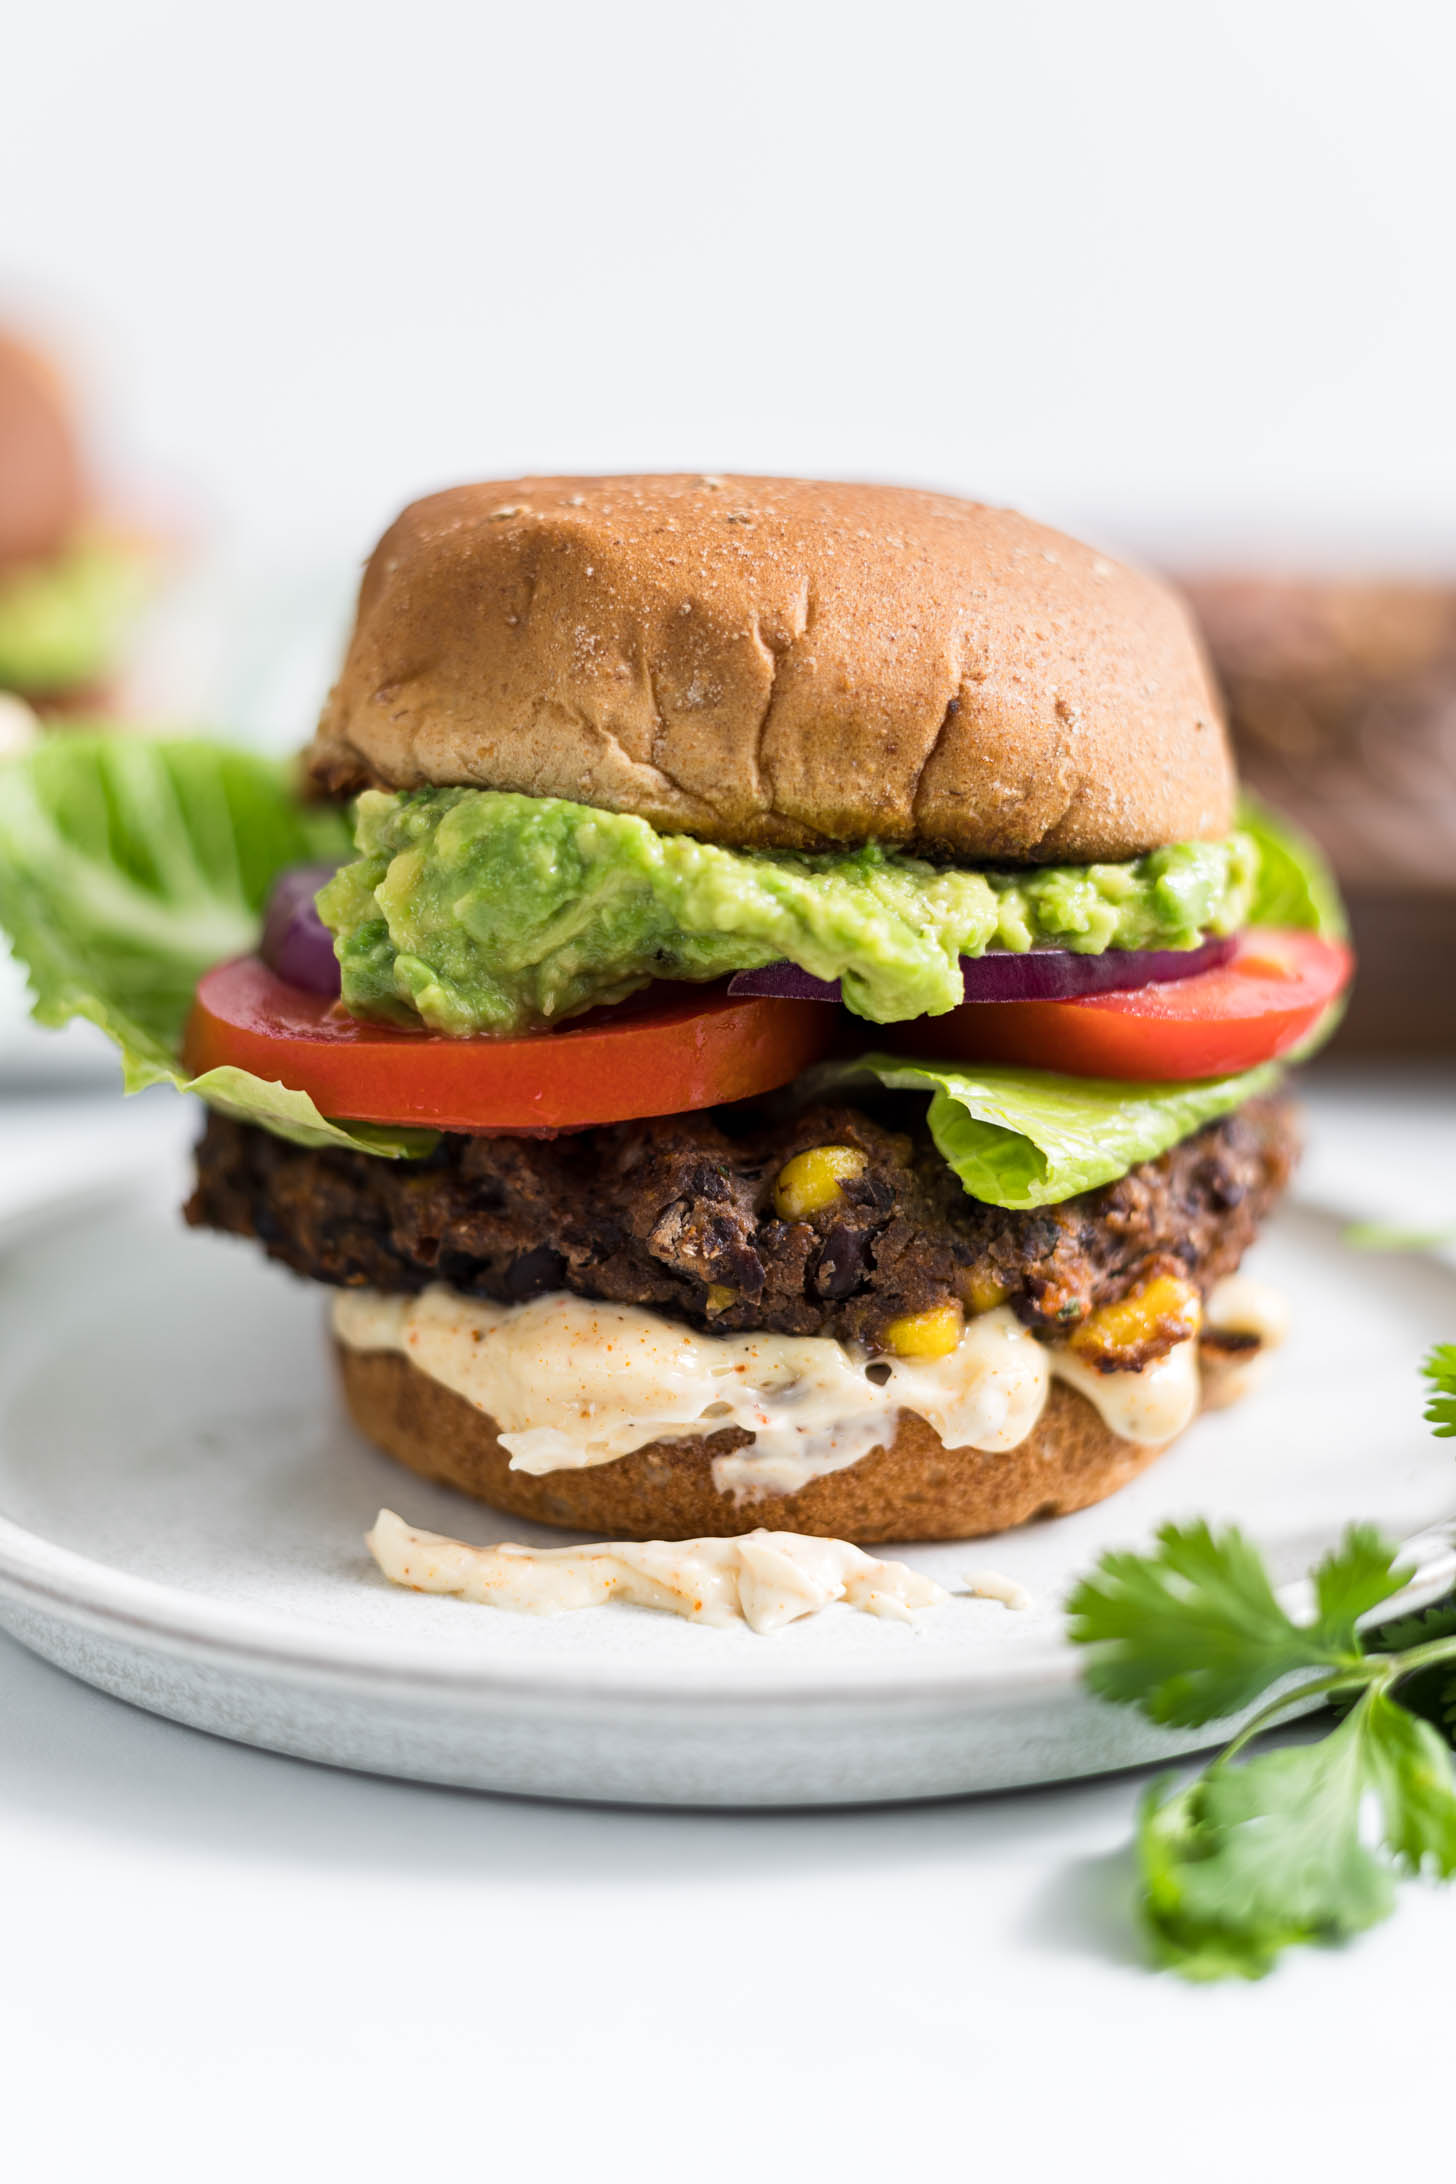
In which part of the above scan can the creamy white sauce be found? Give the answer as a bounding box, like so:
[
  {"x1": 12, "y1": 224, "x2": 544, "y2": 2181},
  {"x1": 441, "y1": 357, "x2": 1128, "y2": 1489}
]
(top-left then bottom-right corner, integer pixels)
[
  {"x1": 1205, "y1": 1274, "x2": 1290, "y2": 1350},
  {"x1": 1051, "y1": 1337, "x2": 1202, "y2": 1446},
  {"x1": 1199, "y1": 1273, "x2": 1289, "y2": 1409},
  {"x1": 335, "y1": 1270, "x2": 1270, "y2": 1499},
  {"x1": 366, "y1": 1509, "x2": 946, "y2": 1633},
  {"x1": 963, "y1": 1569, "x2": 1033, "y2": 1610},
  {"x1": 333, "y1": 1289, "x2": 1050, "y2": 1497}
]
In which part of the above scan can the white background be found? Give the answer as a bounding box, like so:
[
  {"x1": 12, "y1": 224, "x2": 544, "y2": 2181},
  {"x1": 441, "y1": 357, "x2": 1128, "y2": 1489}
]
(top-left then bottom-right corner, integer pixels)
[
  {"x1": 7, "y1": 0, "x2": 1456, "y2": 573},
  {"x1": 5, "y1": 4, "x2": 1456, "y2": 2176}
]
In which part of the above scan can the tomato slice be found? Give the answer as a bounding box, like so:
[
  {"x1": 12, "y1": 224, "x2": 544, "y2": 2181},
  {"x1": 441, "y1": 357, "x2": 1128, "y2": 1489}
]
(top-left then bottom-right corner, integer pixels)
[
  {"x1": 184, "y1": 958, "x2": 840, "y2": 1131},
  {"x1": 888, "y1": 928, "x2": 1352, "y2": 1081}
]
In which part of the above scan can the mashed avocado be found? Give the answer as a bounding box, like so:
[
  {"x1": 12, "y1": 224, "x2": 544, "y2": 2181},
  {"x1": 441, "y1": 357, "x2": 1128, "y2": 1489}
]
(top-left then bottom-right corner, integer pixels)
[
  {"x1": 318, "y1": 787, "x2": 1257, "y2": 1038},
  {"x1": 0, "y1": 535, "x2": 148, "y2": 694}
]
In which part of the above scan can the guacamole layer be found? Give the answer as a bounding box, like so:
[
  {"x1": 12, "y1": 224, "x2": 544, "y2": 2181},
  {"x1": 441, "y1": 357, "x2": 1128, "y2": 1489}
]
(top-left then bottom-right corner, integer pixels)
[{"x1": 317, "y1": 787, "x2": 1257, "y2": 1039}]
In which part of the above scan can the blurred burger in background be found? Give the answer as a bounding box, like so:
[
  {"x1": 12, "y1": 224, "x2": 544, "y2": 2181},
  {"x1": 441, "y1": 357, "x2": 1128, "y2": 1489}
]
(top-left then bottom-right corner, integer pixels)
[
  {"x1": 0, "y1": 323, "x2": 152, "y2": 726},
  {"x1": 1184, "y1": 576, "x2": 1456, "y2": 1055}
]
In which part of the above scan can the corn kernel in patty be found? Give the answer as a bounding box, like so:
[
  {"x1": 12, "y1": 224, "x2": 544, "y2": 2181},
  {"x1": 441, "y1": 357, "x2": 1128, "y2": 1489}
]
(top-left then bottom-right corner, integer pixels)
[
  {"x1": 773, "y1": 1145, "x2": 867, "y2": 1220},
  {"x1": 1068, "y1": 1274, "x2": 1201, "y2": 1364},
  {"x1": 883, "y1": 1301, "x2": 964, "y2": 1359},
  {"x1": 963, "y1": 1271, "x2": 1010, "y2": 1316}
]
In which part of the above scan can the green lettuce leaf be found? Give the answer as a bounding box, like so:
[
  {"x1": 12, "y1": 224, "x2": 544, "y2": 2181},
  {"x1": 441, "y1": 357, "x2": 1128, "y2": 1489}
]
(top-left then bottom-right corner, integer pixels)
[
  {"x1": 809, "y1": 1051, "x2": 1289, "y2": 1209},
  {"x1": 1239, "y1": 793, "x2": 1347, "y2": 940},
  {"x1": 0, "y1": 733, "x2": 435, "y2": 1157}
]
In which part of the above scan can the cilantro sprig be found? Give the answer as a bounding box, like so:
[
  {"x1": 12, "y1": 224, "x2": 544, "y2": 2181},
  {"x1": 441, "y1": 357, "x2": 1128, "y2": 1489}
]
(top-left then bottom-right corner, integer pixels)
[
  {"x1": 1425, "y1": 1344, "x2": 1456, "y2": 1437},
  {"x1": 1343, "y1": 1220, "x2": 1456, "y2": 1253},
  {"x1": 1067, "y1": 1348, "x2": 1456, "y2": 1979}
]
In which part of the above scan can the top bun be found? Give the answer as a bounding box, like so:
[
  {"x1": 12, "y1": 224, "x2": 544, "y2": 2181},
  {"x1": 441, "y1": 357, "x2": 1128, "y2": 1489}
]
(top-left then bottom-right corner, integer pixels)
[
  {"x1": 0, "y1": 332, "x2": 86, "y2": 569},
  {"x1": 309, "y1": 476, "x2": 1234, "y2": 860}
]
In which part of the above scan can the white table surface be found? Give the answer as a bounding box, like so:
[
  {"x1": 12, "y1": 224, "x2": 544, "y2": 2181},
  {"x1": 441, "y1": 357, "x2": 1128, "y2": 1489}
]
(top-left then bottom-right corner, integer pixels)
[{"x1": 2, "y1": 1068, "x2": 1454, "y2": 2180}]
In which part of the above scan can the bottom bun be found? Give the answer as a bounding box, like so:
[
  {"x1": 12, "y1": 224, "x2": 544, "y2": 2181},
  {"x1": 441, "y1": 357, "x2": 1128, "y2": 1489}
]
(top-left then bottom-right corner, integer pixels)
[{"x1": 336, "y1": 1341, "x2": 1181, "y2": 1544}]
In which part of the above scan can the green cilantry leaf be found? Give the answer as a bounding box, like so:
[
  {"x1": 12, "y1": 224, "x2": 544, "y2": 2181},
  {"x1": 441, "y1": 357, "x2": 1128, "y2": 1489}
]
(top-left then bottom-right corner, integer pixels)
[
  {"x1": 0, "y1": 733, "x2": 435, "y2": 1159},
  {"x1": 810, "y1": 1054, "x2": 1291, "y2": 1211},
  {"x1": 1361, "y1": 1594, "x2": 1456, "y2": 1660},
  {"x1": 1065, "y1": 1521, "x2": 1409, "y2": 1727},
  {"x1": 1139, "y1": 1692, "x2": 1456, "y2": 1980},
  {"x1": 1068, "y1": 1358, "x2": 1456, "y2": 1979},
  {"x1": 1311, "y1": 1524, "x2": 1421, "y2": 1646},
  {"x1": 1343, "y1": 1219, "x2": 1456, "y2": 1253},
  {"x1": 1360, "y1": 1691, "x2": 1456, "y2": 1877},
  {"x1": 1352, "y1": 1596, "x2": 1456, "y2": 1743},
  {"x1": 1423, "y1": 1344, "x2": 1456, "y2": 1437},
  {"x1": 1137, "y1": 1714, "x2": 1396, "y2": 1980}
]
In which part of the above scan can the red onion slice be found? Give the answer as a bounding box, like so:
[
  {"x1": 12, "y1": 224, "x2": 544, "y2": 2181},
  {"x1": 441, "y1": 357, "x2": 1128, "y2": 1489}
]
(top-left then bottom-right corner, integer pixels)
[
  {"x1": 260, "y1": 863, "x2": 343, "y2": 996},
  {"x1": 959, "y1": 934, "x2": 1237, "y2": 1001},
  {"x1": 727, "y1": 935, "x2": 1237, "y2": 1008},
  {"x1": 727, "y1": 962, "x2": 846, "y2": 1003}
]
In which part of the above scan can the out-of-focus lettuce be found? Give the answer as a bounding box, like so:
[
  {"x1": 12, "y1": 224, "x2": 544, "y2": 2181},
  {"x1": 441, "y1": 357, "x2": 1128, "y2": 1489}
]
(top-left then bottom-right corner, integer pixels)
[
  {"x1": 0, "y1": 536, "x2": 151, "y2": 694},
  {"x1": 0, "y1": 733, "x2": 433, "y2": 1155}
]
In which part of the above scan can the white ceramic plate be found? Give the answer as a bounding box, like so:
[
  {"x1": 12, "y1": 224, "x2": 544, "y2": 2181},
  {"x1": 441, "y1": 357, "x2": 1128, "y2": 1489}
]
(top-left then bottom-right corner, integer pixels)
[{"x1": 0, "y1": 1161, "x2": 1450, "y2": 1807}]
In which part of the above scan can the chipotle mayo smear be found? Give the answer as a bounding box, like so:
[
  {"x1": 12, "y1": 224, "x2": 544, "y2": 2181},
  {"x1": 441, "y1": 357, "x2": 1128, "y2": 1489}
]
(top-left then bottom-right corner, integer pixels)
[
  {"x1": 334, "y1": 1279, "x2": 1288, "y2": 1498},
  {"x1": 367, "y1": 1510, "x2": 946, "y2": 1633}
]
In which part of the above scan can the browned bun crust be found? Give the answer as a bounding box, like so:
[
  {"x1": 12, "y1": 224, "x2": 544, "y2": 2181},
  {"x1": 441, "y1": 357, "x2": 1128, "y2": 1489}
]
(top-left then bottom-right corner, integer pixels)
[
  {"x1": 0, "y1": 332, "x2": 86, "y2": 569},
  {"x1": 309, "y1": 476, "x2": 1233, "y2": 861},
  {"x1": 336, "y1": 1339, "x2": 1176, "y2": 1544}
]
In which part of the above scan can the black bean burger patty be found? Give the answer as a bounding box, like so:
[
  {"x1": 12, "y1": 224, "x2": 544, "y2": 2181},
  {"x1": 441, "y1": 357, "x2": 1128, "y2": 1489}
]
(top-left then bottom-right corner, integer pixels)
[{"x1": 187, "y1": 1094, "x2": 1297, "y2": 1356}]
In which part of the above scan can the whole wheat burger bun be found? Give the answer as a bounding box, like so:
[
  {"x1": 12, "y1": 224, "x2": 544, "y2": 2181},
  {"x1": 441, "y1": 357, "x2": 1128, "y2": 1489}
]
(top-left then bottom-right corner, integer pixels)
[
  {"x1": 309, "y1": 475, "x2": 1234, "y2": 861},
  {"x1": 0, "y1": 332, "x2": 86, "y2": 569},
  {"x1": 336, "y1": 1340, "x2": 1179, "y2": 1544}
]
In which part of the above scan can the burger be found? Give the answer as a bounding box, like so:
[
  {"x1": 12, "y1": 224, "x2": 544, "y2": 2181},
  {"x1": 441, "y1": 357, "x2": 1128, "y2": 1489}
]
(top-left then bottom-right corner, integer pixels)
[
  {"x1": 0, "y1": 326, "x2": 150, "y2": 716},
  {"x1": 0, "y1": 477, "x2": 1351, "y2": 1542}
]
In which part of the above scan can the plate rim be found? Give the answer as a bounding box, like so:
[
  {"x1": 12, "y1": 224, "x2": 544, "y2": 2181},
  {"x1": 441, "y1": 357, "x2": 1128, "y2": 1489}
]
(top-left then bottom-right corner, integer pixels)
[{"x1": 0, "y1": 1159, "x2": 1451, "y2": 1713}]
